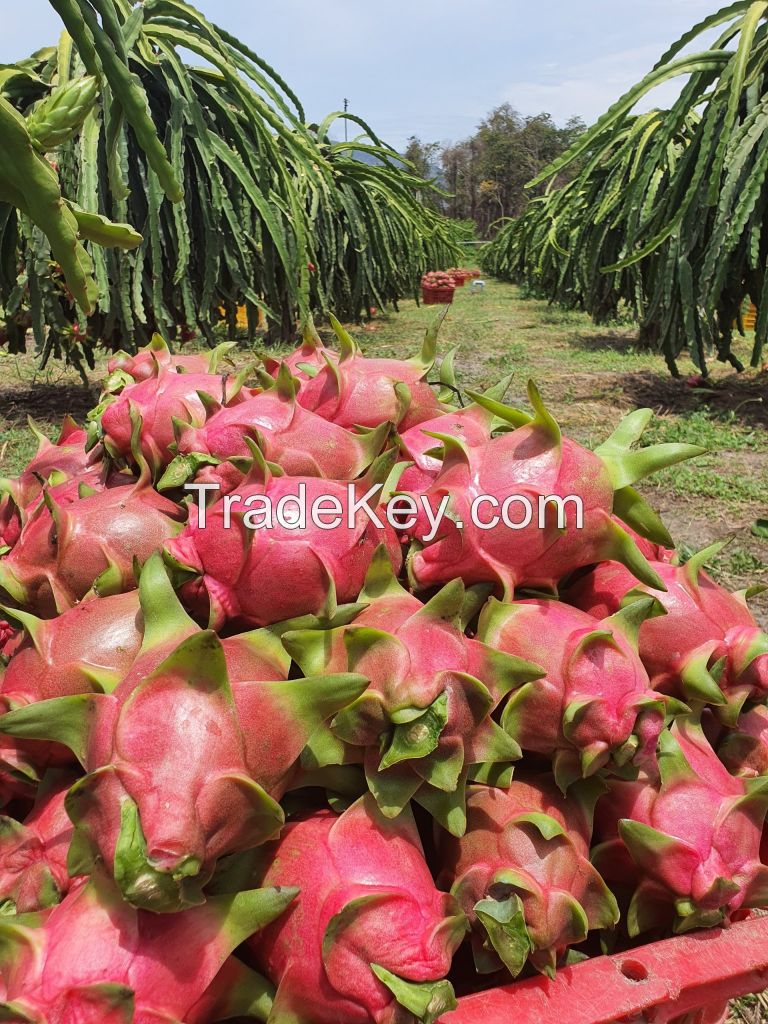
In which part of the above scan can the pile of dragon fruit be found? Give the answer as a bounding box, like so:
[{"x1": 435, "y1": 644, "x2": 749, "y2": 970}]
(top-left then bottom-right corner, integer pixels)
[{"x1": 0, "y1": 317, "x2": 766, "y2": 1024}]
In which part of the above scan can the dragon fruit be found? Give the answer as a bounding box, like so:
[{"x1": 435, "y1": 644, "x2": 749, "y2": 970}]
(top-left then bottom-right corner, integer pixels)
[
  {"x1": 107, "y1": 333, "x2": 235, "y2": 383},
  {"x1": 0, "y1": 555, "x2": 367, "y2": 911},
  {"x1": 592, "y1": 716, "x2": 768, "y2": 936},
  {"x1": 437, "y1": 775, "x2": 618, "y2": 978},
  {"x1": 284, "y1": 547, "x2": 542, "y2": 835},
  {"x1": 566, "y1": 543, "x2": 768, "y2": 723},
  {"x1": 0, "y1": 869, "x2": 295, "y2": 1023},
  {"x1": 165, "y1": 448, "x2": 402, "y2": 630},
  {"x1": 295, "y1": 316, "x2": 446, "y2": 430},
  {"x1": 262, "y1": 318, "x2": 338, "y2": 381},
  {"x1": 0, "y1": 621, "x2": 19, "y2": 660},
  {"x1": 248, "y1": 795, "x2": 467, "y2": 1024},
  {"x1": 161, "y1": 365, "x2": 391, "y2": 486},
  {"x1": 0, "y1": 770, "x2": 76, "y2": 913},
  {"x1": 0, "y1": 590, "x2": 144, "y2": 778},
  {"x1": 403, "y1": 386, "x2": 702, "y2": 597},
  {"x1": 719, "y1": 704, "x2": 768, "y2": 778},
  {"x1": 99, "y1": 366, "x2": 249, "y2": 475},
  {"x1": 396, "y1": 378, "x2": 512, "y2": 494},
  {"x1": 477, "y1": 597, "x2": 673, "y2": 791},
  {"x1": 0, "y1": 416, "x2": 100, "y2": 552},
  {"x1": 0, "y1": 477, "x2": 184, "y2": 616}
]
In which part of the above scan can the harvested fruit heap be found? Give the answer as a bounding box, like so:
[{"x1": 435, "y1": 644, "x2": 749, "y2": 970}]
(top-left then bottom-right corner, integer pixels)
[{"x1": 0, "y1": 318, "x2": 767, "y2": 1024}]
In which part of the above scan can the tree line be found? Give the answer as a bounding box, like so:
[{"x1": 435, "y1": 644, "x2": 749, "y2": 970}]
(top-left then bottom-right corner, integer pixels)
[{"x1": 404, "y1": 103, "x2": 585, "y2": 239}]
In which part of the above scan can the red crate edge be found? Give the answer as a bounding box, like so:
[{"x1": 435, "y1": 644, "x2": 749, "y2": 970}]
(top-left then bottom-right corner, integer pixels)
[{"x1": 440, "y1": 913, "x2": 768, "y2": 1024}]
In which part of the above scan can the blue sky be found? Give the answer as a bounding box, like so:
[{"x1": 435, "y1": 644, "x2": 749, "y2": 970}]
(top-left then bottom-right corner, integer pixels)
[{"x1": 1, "y1": 1, "x2": 719, "y2": 148}]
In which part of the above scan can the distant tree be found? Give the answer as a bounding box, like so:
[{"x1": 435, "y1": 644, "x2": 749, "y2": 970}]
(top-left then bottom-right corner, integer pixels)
[
  {"x1": 402, "y1": 136, "x2": 444, "y2": 210},
  {"x1": 404, "y1": 106, "x2": 586, "y2": 238}
]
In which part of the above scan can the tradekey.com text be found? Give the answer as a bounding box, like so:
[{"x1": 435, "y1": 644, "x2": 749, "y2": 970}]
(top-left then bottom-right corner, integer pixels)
[{"x1": 184, "y1": 482, "x2": 584, "y2": 544}]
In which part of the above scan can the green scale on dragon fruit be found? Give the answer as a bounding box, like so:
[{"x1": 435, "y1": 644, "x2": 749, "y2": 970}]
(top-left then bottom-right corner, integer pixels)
[{"x1": 0, "y1": 554, "x2": 367, "y2": 913}]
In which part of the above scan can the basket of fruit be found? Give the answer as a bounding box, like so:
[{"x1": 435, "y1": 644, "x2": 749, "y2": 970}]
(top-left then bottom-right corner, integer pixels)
[{"x1": 422, "y1": 270, "x2": 457, "y2": 304}]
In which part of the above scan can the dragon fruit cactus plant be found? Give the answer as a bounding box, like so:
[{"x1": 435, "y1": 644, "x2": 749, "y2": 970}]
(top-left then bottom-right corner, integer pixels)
[
  {"x1": 567, "y1": 542, "x2": 768, "y2": 723},
  {"x1": 0, "y1": 770, "x2": 76, "y2": 913},
  {"x1": 161, "y1": 364, "x2": 391, "y2": 486},
  {"x1": 477, "y1": 597, "x2": 676, "y2": 791},
  {"x1": 592, "y1": 716, "x2": 768, "y2": 936},
  {"x1": 402, "y1": 387, "x2": 703, "y2": 597},
  {"x1": 294, "y1": 315, "x2": 446, "y2": 430},
  {"x1": 165, "y1": 446, "x2": 402, "y2": 630},
  {"x1": 248, "y1": 795, "x2": 467, "y2": 1024},
  {"x1": 0, "y1": 474, "x2": 184, "y2": 616},
  {"x1": 283, "y1": 547, "x2": 543, "y2": 835},
  {"x1": 0, "y1": 555, "x2": 367, "y2": 911},
  {"x1": 0, "y1": 868, "x2": 295, "y2": 1023},
  {"x1": 437, "y1": 775, "x2": 619, "y2": 978}
]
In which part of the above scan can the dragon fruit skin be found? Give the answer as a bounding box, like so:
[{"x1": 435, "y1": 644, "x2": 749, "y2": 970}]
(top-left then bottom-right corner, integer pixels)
[
  {"x1": 294, "y1": 316, "x2": 446, "y2": 431},
  {"x1": 477, "y1": 597, "x2": 670, "y2": 791},
  {"x1": 719, "y1": 704, "x2": 768, "y2": 778},
  {"x1": 437, "y1": 776, "x2": 619, "y2": 978},
  {"x1": 0, "y1": 771, "x2": 76, "y2": 913},
  {"x1": 396, "y1": 393, "x2": 502, "y2": 494},
  {"x1": 0, "y1": 417, "x2": 99, "y2": 552},
  {"x1": 566, "y1": 544, "x2": 768, "y2": 723},
  {"x1": 284, "y1": 547, "x2": 542, "y2": 835},
  {"x1": 166, "y1": 453, "x2": 402, "y2": 630},
  {"x1": 0, "y1": 556, "x2": 368, "y2": 912},
  {"x1": 404, "y1": 387, "x2": 701, "y2": 597},
  {"x1": 100, "y1": 368, "x2": 249, "y2": 474},
  {"x1": 262, "y1": 319, "x2": 338, "y2": 381},
  {"x1": 248, "y1": 795, "x2": 467, "y2": 1024},
  {"x1": 107, "y1": 333, "x2": 235, "y2": 383},
  {"x1": 592, "y1": 716, "x2": 768, "y2": 936},
  {"x1": 0, "y1": 480, "x2": 185, "y2": 616},
  {"x1": 0, "y1": 870, "x2": 296, "y2": 1024},
  {"x1": 167, "y1": 367, "x2": 390, "y2": 483},
  {"x1": 0, "y1": 591, "x2": 144, "y2": 779}
]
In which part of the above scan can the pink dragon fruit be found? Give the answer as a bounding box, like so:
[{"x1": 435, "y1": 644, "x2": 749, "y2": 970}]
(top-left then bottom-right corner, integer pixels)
[
  {"x1": 0, "y1": 555, "x2": 367, "y2": 911},
  {"x1": 248, "y1": 795, "x2": 467, "y2": 1024},
  {"x1": 294, "y1": 315, "x2": 446, "y2": 430},
  {"x1": 403, "y1": 386, "x2": 702, "y2": 597},
  {"x1": 437, "y1": 775, "x2": 618, "y2": 978},
  {"x1": 477, "y1": 597, "x2": 672, "y2": 791},
  {"x1": 262, "y1": 318, "x2": 338, "y2": 381},
  {"x1": 719, "y1": 704, "x2": 768, "y2": 778},
  {"x1": 0, "y1": 770, "x2": 76, "y2": 912},
  {"x1": 161, "y1": 364, "x2": 391, "y2": 486},
  {"x1": 0, "y1": 477, "x2": 184, "y2": 615},
  {"x1": 99, "y1": 366, "x2": 249, "y2": 474},
  {"x1": 0, "y1": 869, "x2": 295, "y2": 1023},
  {"x1": 283, "y1": 547, "x2": 542, "y2": 835},
  {"x1": 0, "y1": 590, "x2": 144, "y2": 778},
  {"x1": 566, "y1": 542, "x2": 768, "y2": 723},
  {"x1": 396, "y1": 377, "x2": 513, "y2": 494},
  {"x1": 592, "y1": 716, "x2": 768, "y2": 936},
  {"x1": 0, "y1": 416, "x2": 101, "y2": 551},
  {"x1": 0, "y1": 621, "x2": 18, "y2": 659},
  {"x1": 165, "y1": 448, "x2": 402, "y2": 630},
  {"x1": 106, "y1": 333, "x2": 235, "y2": 383}
]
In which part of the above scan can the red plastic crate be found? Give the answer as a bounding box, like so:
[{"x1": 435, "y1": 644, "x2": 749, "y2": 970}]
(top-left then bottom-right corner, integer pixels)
[
  {"x1": 440, "y1": 913, "x2": 768, "y2": 1024},
  {"x1": 422, "y1": 286, "x2": 455, "y2": 305}
]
